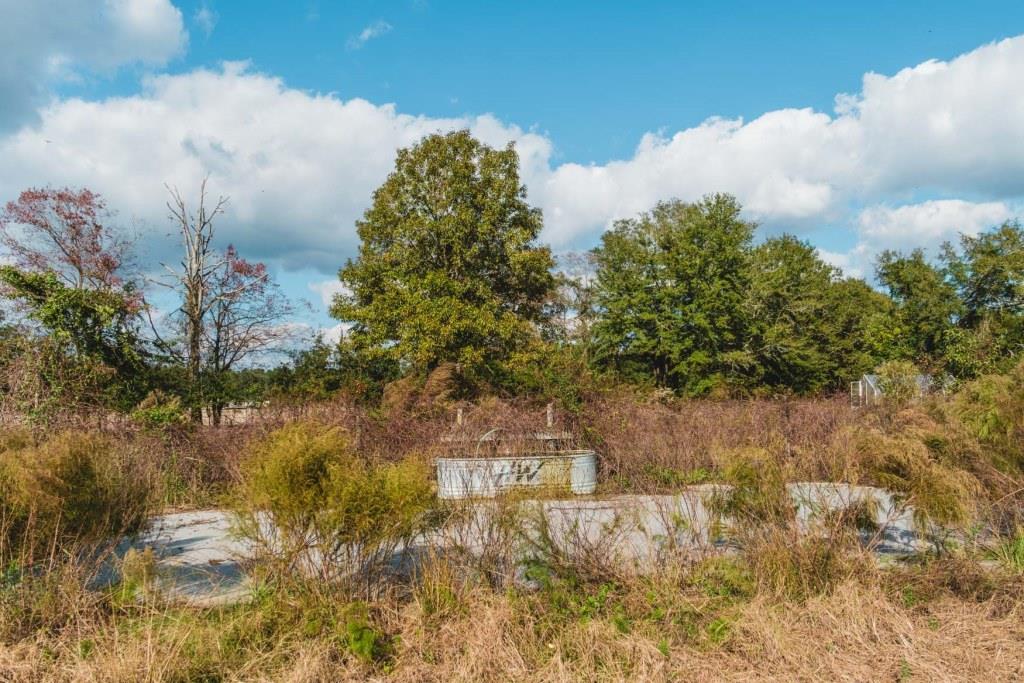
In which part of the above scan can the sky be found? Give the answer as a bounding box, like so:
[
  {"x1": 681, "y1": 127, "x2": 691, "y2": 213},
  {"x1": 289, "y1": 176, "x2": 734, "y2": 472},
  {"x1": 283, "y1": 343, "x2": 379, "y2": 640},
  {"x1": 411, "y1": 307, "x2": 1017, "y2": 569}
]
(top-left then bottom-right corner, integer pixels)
[{"x1": 1, "y1": 0, "x2": 1024, "y2": 341}]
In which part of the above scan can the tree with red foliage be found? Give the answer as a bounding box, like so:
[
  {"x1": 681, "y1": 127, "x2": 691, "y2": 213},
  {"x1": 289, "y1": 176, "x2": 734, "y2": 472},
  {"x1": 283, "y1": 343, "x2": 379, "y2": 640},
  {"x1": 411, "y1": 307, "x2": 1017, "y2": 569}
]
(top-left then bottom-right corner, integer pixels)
[
  {"x1": 0, "y1": 188, "x2": 145, "y2": 417},
  {"x1": 0, "y1": 188, "x2": 134, "y2": 293},
  {"x1": 203, "y1": 245, "x2": 292, "y2": 424}
]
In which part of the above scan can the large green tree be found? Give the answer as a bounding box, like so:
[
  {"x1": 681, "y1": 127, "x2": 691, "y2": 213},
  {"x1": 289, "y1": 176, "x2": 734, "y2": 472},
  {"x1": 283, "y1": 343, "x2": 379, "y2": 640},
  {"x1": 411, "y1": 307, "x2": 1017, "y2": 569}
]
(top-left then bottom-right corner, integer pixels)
[
  {"x1": 822, "y1": 277, "x2": 896, "y2": 383},
  {"x1": 747, "y1": 235, "x2": 836, "y2": 392},
  {"x1": 590, "y1": 195, "x2": 755, "y2": 395},
  {"x1": 941, "y1": 221, "x2": 1024, "y2": 375},
  {"x1": 331, "y1": 131, "x2": 555, "y2": 385},
  {"x1": 746, "y1": 235, "x2": 892, "y2": 393},
  {"x1": 747, "y1": 235, "x2": 895, "y2": 393},
  {"x1": 875, "y1": 249, "x2": 961, "y2": 368}
]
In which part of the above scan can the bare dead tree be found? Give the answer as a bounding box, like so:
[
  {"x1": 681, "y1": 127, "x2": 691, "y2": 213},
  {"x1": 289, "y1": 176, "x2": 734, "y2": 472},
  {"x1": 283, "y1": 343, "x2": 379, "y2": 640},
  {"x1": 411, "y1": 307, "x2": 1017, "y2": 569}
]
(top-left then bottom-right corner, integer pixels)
[
  {"x1": 156, "y1": 179, "x2": 229, "y2": 423},
  {"x1": 153, "y1": 179, "x2": 292, "y2": 425}
]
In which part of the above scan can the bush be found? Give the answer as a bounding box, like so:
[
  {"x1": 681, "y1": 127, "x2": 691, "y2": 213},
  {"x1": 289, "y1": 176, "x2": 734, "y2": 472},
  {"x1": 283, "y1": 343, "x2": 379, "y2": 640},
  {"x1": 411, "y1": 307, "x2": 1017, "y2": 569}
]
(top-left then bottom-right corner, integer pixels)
[
  {"x1": 0, "y1": 431, "x2": 155, "y2": 565},
  {"x1": 950, "y1": 364, "x2": 1024, "y2": 475},
  {"x1": 237, "y1": 421, "x2": 438, "y2": 588},
  {"x1": 849, "y1": 421, "x2": 980, "y2": 533},
  {"x1": 131, "y1": 390, "x2": 190, "y2": 431},
  {"x1": 713, "y1": 448, "x2": 793, "y2": 527},
  {"x1": 876, "y1": 360, "x2": 923, "y2": 408}
]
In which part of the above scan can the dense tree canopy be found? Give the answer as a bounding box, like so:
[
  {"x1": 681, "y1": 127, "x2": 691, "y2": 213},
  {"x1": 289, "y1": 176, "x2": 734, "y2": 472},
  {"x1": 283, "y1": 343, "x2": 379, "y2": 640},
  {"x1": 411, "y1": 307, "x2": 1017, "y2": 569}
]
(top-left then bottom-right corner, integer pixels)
[
  {"x1": 332, "y1": 130, "x2": 555, "y2": 385},
  {"x1": 0, "y1": 266, "x2": 147, "y2": 412},
  {"x1": 3, "y1": 141, "x2": 1024, "y2": 412},
  {"x1": 875, "y1": 249, "x2": 960, "y2": 368},
  {"x1": 590, "y1": 199, "x2": 894, "y2": 396},
  {"x1": 746, "y1": 235, "x2": 889, "y2": 394},
  {"x1": 590, "y1": 195, "x2": 755, "y2": 395},
  {"x1": 941, "y1": 221, "x2": 1024, "y2": 376}
]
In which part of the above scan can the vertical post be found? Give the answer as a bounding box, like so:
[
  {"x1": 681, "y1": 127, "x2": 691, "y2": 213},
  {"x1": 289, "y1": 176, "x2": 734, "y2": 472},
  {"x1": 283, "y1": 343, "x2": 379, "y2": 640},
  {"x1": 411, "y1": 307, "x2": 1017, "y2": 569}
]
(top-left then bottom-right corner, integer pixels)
[
  {"x1": 546, "y1": 402, "x2": 554, "y2": 428},
  {"x1": 456, "y1": 407, "x2": 464, "y2": 426}
]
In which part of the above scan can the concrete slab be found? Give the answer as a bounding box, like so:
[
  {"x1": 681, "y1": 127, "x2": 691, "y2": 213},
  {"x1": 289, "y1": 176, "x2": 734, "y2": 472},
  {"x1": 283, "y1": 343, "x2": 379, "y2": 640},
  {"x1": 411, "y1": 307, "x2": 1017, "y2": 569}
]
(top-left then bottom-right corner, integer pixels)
[
  {"x1": 114, "y1": 510, "x2": 254, "y2": 606},
  {"x1": 111, "y1": 483, "x2": 926, "y2": 606}
]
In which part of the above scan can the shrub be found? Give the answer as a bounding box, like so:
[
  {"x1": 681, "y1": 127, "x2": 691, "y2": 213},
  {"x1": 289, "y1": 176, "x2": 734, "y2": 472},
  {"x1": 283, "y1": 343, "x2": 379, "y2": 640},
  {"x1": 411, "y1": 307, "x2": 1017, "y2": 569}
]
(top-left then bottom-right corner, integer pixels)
[
  {"x1": 949, "y1": 365, "x2": 1024, "y2": 475},
  {"x1": 850, "y1": 424, "x2": 980, "y2": 532},
  {"x1": 1, "y1": 431, "x2": 154, "y2": 565},
  {"x1": 237, "y1": 421, "x2": 437, "y2": 589},
  {"x1": 712, "y1": 448, "x2": 793, "y2": 527},
  {"x1": 131, "y1": 390, "x2": 190, "y2": 431},
  {"x1": 876, "y1": 360, "x2": 923, "y2": 408}
]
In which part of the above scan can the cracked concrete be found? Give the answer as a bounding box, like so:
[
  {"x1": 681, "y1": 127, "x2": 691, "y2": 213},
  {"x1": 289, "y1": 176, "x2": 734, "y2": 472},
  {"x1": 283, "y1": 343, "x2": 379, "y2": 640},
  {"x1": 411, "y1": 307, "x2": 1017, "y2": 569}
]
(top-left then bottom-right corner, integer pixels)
[{"x1": 110, "y1": 482, "x2": 927, "y2": 606}]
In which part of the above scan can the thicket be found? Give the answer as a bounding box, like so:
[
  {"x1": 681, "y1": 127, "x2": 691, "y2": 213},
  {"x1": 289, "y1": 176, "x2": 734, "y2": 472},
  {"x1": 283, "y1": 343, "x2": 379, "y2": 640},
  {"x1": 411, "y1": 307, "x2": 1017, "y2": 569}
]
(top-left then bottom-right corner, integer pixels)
[
  {"x1": 0, "y1": 430, "x2": 155, "y2": 567},
  {"x1": 0, "y1": 367, "x2": 1019, "y2": 679},
  {"x1": 4, "y1": 133, "x2": 1024, "y2": 425}
]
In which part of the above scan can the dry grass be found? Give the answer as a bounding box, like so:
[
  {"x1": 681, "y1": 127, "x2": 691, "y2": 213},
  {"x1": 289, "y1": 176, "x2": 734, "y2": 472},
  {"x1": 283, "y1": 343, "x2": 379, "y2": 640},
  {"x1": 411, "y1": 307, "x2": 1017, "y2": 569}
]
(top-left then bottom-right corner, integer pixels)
[
  {"x1": 2, "y1": 379, "x2": 1024, "y2": 681},
  {"x1": 4, "y1": 561, "x2": 1023, "y2": 682}
]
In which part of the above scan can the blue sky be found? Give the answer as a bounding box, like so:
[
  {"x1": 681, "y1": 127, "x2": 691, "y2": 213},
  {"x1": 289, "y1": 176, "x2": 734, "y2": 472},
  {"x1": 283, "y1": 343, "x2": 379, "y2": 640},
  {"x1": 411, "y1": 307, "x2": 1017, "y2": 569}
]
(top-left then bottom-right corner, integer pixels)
[
  {"x1": 3, "y1": 1, "x2": 1024, "y2": 340},
  {"x1": 73, "y1": 1, "x2": 1024, "y2": 164}
]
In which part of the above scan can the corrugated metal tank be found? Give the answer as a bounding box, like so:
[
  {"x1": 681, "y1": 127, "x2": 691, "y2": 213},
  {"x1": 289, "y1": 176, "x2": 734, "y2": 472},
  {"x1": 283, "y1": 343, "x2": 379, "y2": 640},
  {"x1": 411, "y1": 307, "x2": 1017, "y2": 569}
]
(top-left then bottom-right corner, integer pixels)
[{"x1": 436, "y1": 450, "x2": 598, "y2": 499}]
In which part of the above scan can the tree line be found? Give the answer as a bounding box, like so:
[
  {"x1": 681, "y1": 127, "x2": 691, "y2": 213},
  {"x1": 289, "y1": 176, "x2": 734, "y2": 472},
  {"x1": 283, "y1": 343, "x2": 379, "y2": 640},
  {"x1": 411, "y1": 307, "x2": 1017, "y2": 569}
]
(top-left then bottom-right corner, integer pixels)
[{"x1": 1, "y1": 130, "x2": 1022, "y2": 422}]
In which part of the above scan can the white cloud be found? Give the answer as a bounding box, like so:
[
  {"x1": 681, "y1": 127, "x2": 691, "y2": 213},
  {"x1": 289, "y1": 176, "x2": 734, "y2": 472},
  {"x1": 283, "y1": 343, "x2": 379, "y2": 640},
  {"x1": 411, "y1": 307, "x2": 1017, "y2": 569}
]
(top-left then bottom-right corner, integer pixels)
[
  {"x1": 816, "y1": 248, "x2": 865, "y2": 280},
  {"x1": 0, "y1": 0, "x2": 186, "y2": 130},
  {"x1": 0, "y1": 62, "x2": 543, "y2": 272},
  {"x1": 1, "y1": 34, "x2": 1024, "y2": 283},
  {"x1": 346, "y1": 20, "x2": 392, "y2": 50},
  {"x1": 308, "y1": 279, "x2": 349, "y2": 308},
  {"x1": 857, "y1": 200, "x2": 1012, "y2": 250},
  {"x1": 536, "y1": 110, "x2": 854, "y2": 246},
  {"x1": 194, "y1": 3, "x2": 218, "y2": 37},
  {"x1": 818, "y1": 200, "x2": 1015, "y2": 278},
  {"x1": 319, "y1": 322, "x2": 348, "y2": 345},
  {"x1": 536, "y1": 36, "x2": 1024, "y2": 248}
]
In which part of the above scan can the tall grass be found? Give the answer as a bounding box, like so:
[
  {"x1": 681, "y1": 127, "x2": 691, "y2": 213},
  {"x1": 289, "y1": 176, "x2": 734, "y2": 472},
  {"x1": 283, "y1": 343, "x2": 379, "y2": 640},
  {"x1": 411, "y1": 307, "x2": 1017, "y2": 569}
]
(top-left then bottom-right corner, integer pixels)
[{"x1": 0, "y1": 371, "x2": 1023, "y2": 679}]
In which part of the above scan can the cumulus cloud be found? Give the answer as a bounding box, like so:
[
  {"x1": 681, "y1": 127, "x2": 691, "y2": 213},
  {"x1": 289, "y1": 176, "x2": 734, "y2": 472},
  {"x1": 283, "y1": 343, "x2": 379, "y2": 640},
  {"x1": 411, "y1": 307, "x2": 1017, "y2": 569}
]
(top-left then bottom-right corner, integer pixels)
[
  {"x1": 319, "y1": 322, "x2": 348, "y2": 345},
  {"x1": 0, "y1": 0, "x2": 186, "y2": 131},
  {"x1": 857, "y1": 200, "x2": 1013, "y2": 251},
  {"x1": 816, "y1": 248, "x2": 866, "y2": 280},
  {"x1": 308, "y1": 279, "x2": 349, "y2": 308},
  {"x1": 346, "y1": 20, "x2": 392, "y2": 50},
  {"x1": 2, "y1": 33, "x2": 1024, "y2": 290},
  {"x1": 0, "y1": 62, "x2": 548, "y2": 272},
  {"x1": 536, "y1": 36, "x2": 1024, "y2": 249}
]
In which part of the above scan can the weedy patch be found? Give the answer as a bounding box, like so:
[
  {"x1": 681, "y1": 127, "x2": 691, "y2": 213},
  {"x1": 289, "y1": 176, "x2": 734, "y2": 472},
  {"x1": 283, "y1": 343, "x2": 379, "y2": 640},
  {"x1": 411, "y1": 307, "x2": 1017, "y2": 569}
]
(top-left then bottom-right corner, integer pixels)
[
  {"x1": 987, "y1": 528, "x2": 1024, "y2": 573},
  {"x1": 235, "y1": 421, "x2": 438, "y2": 592}
]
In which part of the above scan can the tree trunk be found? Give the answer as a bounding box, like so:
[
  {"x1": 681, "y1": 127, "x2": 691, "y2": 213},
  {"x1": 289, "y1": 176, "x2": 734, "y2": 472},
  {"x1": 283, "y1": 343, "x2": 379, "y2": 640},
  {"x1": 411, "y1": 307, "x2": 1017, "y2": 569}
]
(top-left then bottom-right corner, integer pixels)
[{"x1": 188, "y1": 317, "x2": 203, "y2": 424}]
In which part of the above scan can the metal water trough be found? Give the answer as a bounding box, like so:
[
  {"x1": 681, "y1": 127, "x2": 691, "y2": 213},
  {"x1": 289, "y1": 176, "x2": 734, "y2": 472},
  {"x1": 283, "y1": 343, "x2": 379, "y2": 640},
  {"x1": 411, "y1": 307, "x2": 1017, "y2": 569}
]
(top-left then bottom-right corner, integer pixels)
[
  {"x1": 436, "y1": 450, "x2": 598, "y2": 499},
  {"x1": 435, "y1": 406, "x2": 598, "y2": 499}
]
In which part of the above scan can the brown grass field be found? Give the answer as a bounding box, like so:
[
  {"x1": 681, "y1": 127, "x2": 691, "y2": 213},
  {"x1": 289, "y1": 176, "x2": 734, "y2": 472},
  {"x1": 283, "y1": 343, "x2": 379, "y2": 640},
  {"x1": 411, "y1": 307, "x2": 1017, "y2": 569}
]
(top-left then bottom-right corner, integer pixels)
[{"x1": 2, "y1": 380, "x2": 1024, "y2": 681}]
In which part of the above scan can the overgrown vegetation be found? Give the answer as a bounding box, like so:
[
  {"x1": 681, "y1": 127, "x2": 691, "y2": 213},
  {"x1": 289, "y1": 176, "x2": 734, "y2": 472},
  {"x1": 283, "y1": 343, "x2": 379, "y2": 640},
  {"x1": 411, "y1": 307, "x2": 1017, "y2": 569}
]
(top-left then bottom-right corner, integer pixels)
[
  {"x1": 2, "y1": 132, "x2": 1024, "y2": 679},
  {"x1": 0, "y1": 430, "x2": 155, "y2": 567},
  {"x1": 0, "y1": 372, "x2": 1018, "y2": 679},
  {"x1": 236, "y1": 421, "x2": 437, "y2": 587}
]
